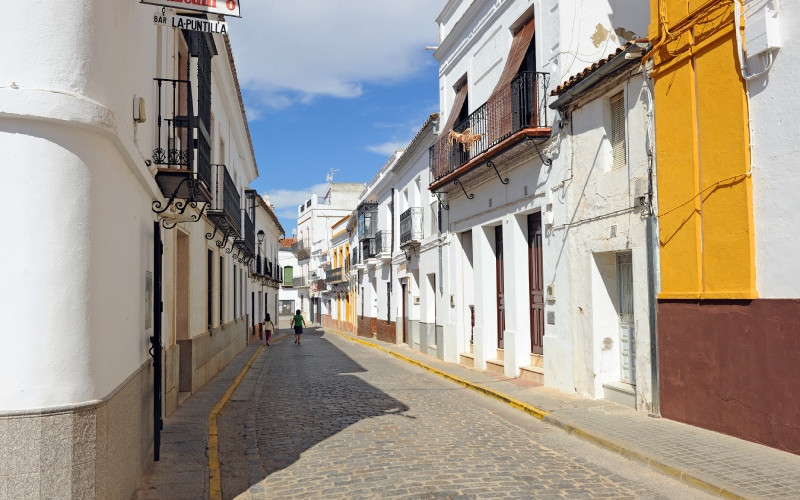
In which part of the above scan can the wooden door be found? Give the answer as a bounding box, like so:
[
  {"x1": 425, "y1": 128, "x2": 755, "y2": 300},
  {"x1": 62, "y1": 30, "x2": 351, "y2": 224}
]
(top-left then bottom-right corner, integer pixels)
[
  {"x1": 401, "y1": 283, "x2": 408, "y2": 344},
  {"x1": 495, "y1": 226, "x2": 505, "y2": 349},
  {"x1": 528, "y1": 213, "x2": 544, "y2": 354}
]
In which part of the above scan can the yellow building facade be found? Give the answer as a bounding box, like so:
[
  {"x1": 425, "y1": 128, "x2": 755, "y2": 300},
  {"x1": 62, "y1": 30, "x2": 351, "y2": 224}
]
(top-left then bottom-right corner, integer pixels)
[{"x1": 650, "y1": 0, "x2": 756, "y2": 299}]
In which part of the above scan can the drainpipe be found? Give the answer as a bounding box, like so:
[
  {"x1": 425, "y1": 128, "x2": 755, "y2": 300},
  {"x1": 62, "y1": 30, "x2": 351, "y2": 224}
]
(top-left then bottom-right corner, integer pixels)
[
  {"x1": 643, "y1": 77, "x2": 660, "y2": 417},
  {"x1": 390, "y1": 188, "x2": 395, "y2": 324}
]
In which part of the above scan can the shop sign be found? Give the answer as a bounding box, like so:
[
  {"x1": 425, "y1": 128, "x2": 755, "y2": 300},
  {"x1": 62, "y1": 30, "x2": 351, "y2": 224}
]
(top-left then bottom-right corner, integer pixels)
[
  {"x1": 141, "y1": 0, "x2": 241, "y2": 18},
  {"x1": 154, "y1": 12, "x2": 229, "y2": 34}
]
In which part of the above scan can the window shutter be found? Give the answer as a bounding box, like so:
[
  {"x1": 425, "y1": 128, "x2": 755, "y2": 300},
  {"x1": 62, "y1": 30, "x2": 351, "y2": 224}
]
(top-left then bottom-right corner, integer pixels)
[{"x1": 611, "y1": 92, "x2": 626, "y2": 169}]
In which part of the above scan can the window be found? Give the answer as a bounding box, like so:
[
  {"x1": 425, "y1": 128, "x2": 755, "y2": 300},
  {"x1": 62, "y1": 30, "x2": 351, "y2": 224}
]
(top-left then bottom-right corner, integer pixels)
[{"x1": 611, "y1": 92, "x2": 626, "y2": 169}]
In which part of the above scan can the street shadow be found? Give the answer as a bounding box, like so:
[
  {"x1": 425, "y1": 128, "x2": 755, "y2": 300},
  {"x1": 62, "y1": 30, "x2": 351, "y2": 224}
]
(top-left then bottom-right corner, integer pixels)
[{"x1": 224, "y1": 327, "x2": 410, "y2": 497}]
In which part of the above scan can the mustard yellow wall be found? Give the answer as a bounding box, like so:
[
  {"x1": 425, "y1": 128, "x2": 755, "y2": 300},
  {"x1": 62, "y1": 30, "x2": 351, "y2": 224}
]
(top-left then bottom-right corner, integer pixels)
[{"x1": 649, "y1": 0, "x2": 756, "y2": 299}]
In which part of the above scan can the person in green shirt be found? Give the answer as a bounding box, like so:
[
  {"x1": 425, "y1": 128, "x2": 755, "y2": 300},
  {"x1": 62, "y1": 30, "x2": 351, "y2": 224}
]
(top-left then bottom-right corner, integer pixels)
[{"x1": 292, "y1": 309, "x2": 306, "y2": 344}]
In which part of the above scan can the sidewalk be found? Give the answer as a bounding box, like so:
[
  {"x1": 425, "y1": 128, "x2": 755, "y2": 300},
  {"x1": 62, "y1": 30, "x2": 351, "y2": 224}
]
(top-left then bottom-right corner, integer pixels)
[
  {"x1": 325, "y1": 327, "x2": 800, "y2": 500},
  {"x1": 132, "y1": 341, "x2": 267, "y2": 499}
]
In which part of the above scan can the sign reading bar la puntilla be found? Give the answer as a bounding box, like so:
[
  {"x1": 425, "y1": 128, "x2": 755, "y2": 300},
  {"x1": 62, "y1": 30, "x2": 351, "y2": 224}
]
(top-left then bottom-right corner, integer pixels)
[
  {"x1": 140, "y1": 0, "x2": 240, "y2": 18},
  {"x1": 154, "y1": 13, "x2": 229, "y2": 34}
]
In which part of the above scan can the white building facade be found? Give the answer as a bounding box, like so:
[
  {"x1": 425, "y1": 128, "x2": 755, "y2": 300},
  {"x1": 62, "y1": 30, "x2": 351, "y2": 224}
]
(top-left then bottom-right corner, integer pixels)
[
  {"x1": 292, "y1": 183, "x2": 365, "y2": 323},
  {"x1": 0, "y1": 3, "x2": 262, "y2": 496},
  {"x1": 432, "y1": 0, "x2": 656, "y2": 409}
]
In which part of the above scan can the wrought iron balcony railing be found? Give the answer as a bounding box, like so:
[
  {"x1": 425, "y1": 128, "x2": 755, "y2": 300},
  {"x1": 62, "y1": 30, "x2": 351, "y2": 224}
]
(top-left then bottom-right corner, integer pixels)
[
  {"x1": 206, "y1": 165, "x2": 241, "y2": 245},
  {"x1": 375, "y1": 230, "x2": 392, "y2": 257},
  {"x1": 293, "y1": 276, "x2": 308, "y2": 288},
  {"x1": 430, "y1": 71, "x2": 550, "y2": 182},
  {"x1": 400, "y1": 208, "x2": 424, "y2": 247},
  {"x1": 291, "y1": 239, "x2": 310, "y2": 260},
  {"x1": 361, "y1": 238, "x2": 377, "y2": 260},
  {"x1": 326, "y1": 267, "x2": 344, "y2": 284}
]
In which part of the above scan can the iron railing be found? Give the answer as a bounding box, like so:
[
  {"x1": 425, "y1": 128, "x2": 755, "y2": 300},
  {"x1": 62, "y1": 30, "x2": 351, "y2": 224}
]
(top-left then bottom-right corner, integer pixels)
[
  {"x1": 240, "y1": 210, "x2": 255, "y2": 256},
  {"x1": 400, "y1": 207, "x2": 424, "y2": 247},
  {"x1": 216, "y1": 165, "x2": 241, "y2": 233},
  {"x1": 291, "y1": 239, "x2": 310, "y2": 259},
  {"x1": 326, "y1": 267, "x2": 344, "y2": 284},
  {"x1": 375, "y1": 230, "x2": 392, "y2": 256},
  {"x1": 430, "y1": 71, "x2": 550, "y2": 181},
  {"x1": 361, "y1": 238, "x2": 377, "y2": 260},
  {"x1": 152, "y1": 78, "x2": 193, "y2": 171},
  {"x1": 293, "y1": 276, "x2": 308, "y2": 288}
]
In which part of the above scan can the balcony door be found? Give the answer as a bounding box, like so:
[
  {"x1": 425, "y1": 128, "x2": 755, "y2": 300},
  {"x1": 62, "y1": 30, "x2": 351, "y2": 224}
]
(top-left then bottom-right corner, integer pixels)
[
  {"x1": 528, "y1": 213, "x2": 544, "y2": 355},
  {"x1": 495, "y1": 226, "x2": 505, "y2": 349}
]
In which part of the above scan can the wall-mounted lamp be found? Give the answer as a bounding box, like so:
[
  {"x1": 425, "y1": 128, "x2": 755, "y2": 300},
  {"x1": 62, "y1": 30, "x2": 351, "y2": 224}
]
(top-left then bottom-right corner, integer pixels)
[
  {"x1": 257, "y1": 229, "x2": 265, "y2": 246},
  {"x1": 133, "y1": 96, "x2": 146, "y2": 123}
]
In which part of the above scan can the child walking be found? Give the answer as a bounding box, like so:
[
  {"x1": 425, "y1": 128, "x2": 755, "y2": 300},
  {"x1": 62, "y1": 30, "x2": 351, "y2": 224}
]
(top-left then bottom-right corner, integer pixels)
[
  {"x1": 292, "y1": 309, "x2": 306, "y2": 344},
  {"x1": 263, "y1": 313, "x2": 275, "y2": 346}
]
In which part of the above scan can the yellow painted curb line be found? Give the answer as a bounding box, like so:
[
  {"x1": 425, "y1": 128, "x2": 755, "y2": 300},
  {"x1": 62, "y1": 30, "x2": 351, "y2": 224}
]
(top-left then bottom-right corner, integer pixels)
[
  {"x1": 208, "y1": 344, "x2": 264, "y2": 500},
  {"x1": 326, "y1": 329, "x2": 549, "y2": 421},
  {"x1": 326, "y1": 328, "x2": 746, "y2": 500}
]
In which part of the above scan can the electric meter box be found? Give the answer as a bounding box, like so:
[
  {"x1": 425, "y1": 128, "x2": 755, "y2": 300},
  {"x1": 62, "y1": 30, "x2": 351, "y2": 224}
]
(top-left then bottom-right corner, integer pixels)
[{"x1": 745, "y1": 1, "x2": 781, "y2": 57}]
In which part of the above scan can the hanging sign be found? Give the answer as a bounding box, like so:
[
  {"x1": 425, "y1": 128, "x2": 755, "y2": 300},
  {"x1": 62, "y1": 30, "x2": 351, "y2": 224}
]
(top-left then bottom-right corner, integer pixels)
[
  {"x1": 141, "y1": 0, "x2": 241, "y2": 18},
  {"x1": 154, "y1": 11, "x2": 229, "y2": 34}
]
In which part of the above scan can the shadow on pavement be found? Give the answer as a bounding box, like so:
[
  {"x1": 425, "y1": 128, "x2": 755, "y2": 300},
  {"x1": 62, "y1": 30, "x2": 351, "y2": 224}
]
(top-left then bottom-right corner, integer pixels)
[{"x1": 221, "y1": 326, "x2": 409, "y2": 498}]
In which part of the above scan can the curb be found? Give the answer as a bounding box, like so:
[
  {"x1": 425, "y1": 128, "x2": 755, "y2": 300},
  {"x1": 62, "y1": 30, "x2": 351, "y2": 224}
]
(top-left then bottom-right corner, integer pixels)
[
  {"x1": 208, "y1": 345, "x2": 264, "y2": 500},
  {"x1": 324, "y1": 328, "x2": 746, "y2": 500}
]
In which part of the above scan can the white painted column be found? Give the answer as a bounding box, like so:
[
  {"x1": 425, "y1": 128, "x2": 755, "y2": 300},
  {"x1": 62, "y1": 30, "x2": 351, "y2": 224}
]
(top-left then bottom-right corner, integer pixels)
[
  {"x1": 502, "y1": 215, "x2": 532, "y2": 377},
  {"x1": 472, "y1": 225, "x2": 496, "y2": 370}
]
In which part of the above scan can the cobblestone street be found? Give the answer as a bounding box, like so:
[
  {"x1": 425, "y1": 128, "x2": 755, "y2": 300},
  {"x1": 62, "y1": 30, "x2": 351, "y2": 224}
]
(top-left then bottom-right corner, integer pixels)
[{"x1": 218, "y1": 327, "x2": 712, "y2": 499}]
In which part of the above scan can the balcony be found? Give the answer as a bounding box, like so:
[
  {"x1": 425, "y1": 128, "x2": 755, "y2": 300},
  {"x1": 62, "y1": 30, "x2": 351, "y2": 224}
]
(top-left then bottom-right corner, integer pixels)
[
  {"x1": 361, "y1": 238, "x2": 377, "y2": 261},
  {"x1": 291, "y1": 239, "x2": 311, "y2": 260},
  {"x1": 206, "y1": 165, "x2": 241, "y2": 246},
  {"x1": 151, "y1": 78, "x2": 213, "y2": 208},
  {"x1": 375, "y1": 230, "x2": 392, "y2": 259},
  {"x1": 326, "y1": 267, "x2": 345, "y2": 284},
  {"x1": 400, "y1": 208, "x2": 424, "y2": 248},
  {"x1": 293, "y1": 276, "x2": 308, "y2": 288},
  {"x1": 311, "y1": 279, "x2": 326, "y2": 293},
  {"x1": 233, "y1": 209, "x2": 255, "y2": 262},
  {"x1": 429, "y1": 71, "x2": 551, "y2": 186}
]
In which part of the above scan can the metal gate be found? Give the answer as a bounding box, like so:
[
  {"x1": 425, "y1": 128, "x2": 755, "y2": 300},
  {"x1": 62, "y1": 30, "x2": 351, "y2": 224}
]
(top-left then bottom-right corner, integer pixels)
[{"x1": 617, "y1": 253, "x2": 635, "y2": 385}]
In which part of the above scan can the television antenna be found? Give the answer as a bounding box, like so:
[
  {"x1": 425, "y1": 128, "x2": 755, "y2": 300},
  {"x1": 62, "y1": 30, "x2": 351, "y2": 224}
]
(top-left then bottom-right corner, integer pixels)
[{"x1": 326, "y1": 168, "x2": 340, "y2": 183}]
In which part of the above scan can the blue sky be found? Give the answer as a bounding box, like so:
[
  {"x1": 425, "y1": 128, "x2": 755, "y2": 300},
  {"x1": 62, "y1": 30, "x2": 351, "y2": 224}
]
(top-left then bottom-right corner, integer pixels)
[{"x1": 228, "y1": 1, "x2": 447, "y2": 234}]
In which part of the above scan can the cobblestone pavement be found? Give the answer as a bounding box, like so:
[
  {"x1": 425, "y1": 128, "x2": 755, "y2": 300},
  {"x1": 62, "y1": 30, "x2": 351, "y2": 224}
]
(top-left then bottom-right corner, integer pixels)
[{"x1": 220, "y1": 327, "x2": 713, "y2": 499}]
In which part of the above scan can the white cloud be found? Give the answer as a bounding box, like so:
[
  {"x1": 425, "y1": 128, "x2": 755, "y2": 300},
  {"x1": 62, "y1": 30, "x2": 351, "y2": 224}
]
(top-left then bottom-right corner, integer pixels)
[
  {"x1": 229, "y1": 1, "x2": 445, "y2": 111},
  {"x1": 364, "y1": 141, "x2": 408, "y2": 156},
  {"x1": 263, "y1": 183, "x2": 330, "y2": 220}
]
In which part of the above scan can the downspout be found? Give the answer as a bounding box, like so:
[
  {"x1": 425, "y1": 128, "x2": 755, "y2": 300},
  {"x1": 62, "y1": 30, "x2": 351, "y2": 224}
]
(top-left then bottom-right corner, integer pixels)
[
  {"x1": 643, "y1": 74, "x2": 660, "y2": 417},
  {"x1": 390, "y1": 188, "x2": 395, "y2": 324}
]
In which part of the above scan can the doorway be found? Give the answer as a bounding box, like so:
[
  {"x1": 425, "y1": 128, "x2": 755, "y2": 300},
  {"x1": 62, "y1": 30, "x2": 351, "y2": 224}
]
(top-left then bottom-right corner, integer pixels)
[
  {"x1": 495, "y1": 225, "x2": 505, "y2": 349},
  {"x1": 528, "y1": 213, "x2": 544, "y2": 354},
  {"x1": 617, "y1": 253, "x2": 636, "y2": 384}
]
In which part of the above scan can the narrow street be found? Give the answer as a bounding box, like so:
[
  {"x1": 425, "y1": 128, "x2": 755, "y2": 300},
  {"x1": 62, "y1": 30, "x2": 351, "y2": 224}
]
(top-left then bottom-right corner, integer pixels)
[{"x1": 217, "y1": 327, "x2": 711, "y2": 499}]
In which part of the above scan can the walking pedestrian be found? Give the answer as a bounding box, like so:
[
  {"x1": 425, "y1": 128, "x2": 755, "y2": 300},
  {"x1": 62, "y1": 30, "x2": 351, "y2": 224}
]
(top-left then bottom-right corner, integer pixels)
[
  {"x1": 263, "y1": 313, "x2": 275, "y2": 346},
  {"x1": 292, "y1": 309, "x2": 306, "y2": 344}
]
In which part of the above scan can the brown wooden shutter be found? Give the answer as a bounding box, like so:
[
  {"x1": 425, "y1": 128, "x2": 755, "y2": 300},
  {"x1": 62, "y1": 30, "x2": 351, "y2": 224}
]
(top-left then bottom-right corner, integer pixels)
[
  {"x1": 441, "y1": 83, "x2": 469, "y2": 134},
  {"x1": 491, "y1": 17, "x2": 536, "y2": 96},
  {"x1": 431, "y1": 83, "x2": 469, "y2": 180}
]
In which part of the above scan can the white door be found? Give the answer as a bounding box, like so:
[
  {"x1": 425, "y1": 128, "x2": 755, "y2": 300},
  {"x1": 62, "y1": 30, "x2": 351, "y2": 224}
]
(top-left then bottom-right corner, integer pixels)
[{"x1": 617, "y1": 253, "x2": 636, "y2": 385}]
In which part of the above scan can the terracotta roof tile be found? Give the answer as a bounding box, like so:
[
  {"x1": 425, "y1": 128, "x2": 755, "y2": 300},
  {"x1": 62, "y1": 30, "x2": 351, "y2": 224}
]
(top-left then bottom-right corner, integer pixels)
[{"x1": 551, "y1": 39, "x2": 649, "y2": 97}]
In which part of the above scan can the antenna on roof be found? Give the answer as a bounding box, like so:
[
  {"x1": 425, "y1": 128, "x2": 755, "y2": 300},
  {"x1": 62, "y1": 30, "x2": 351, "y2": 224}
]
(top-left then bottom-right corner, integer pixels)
[{"x1": 326, "y1": 168, "x2": 340, "y2": 183}]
